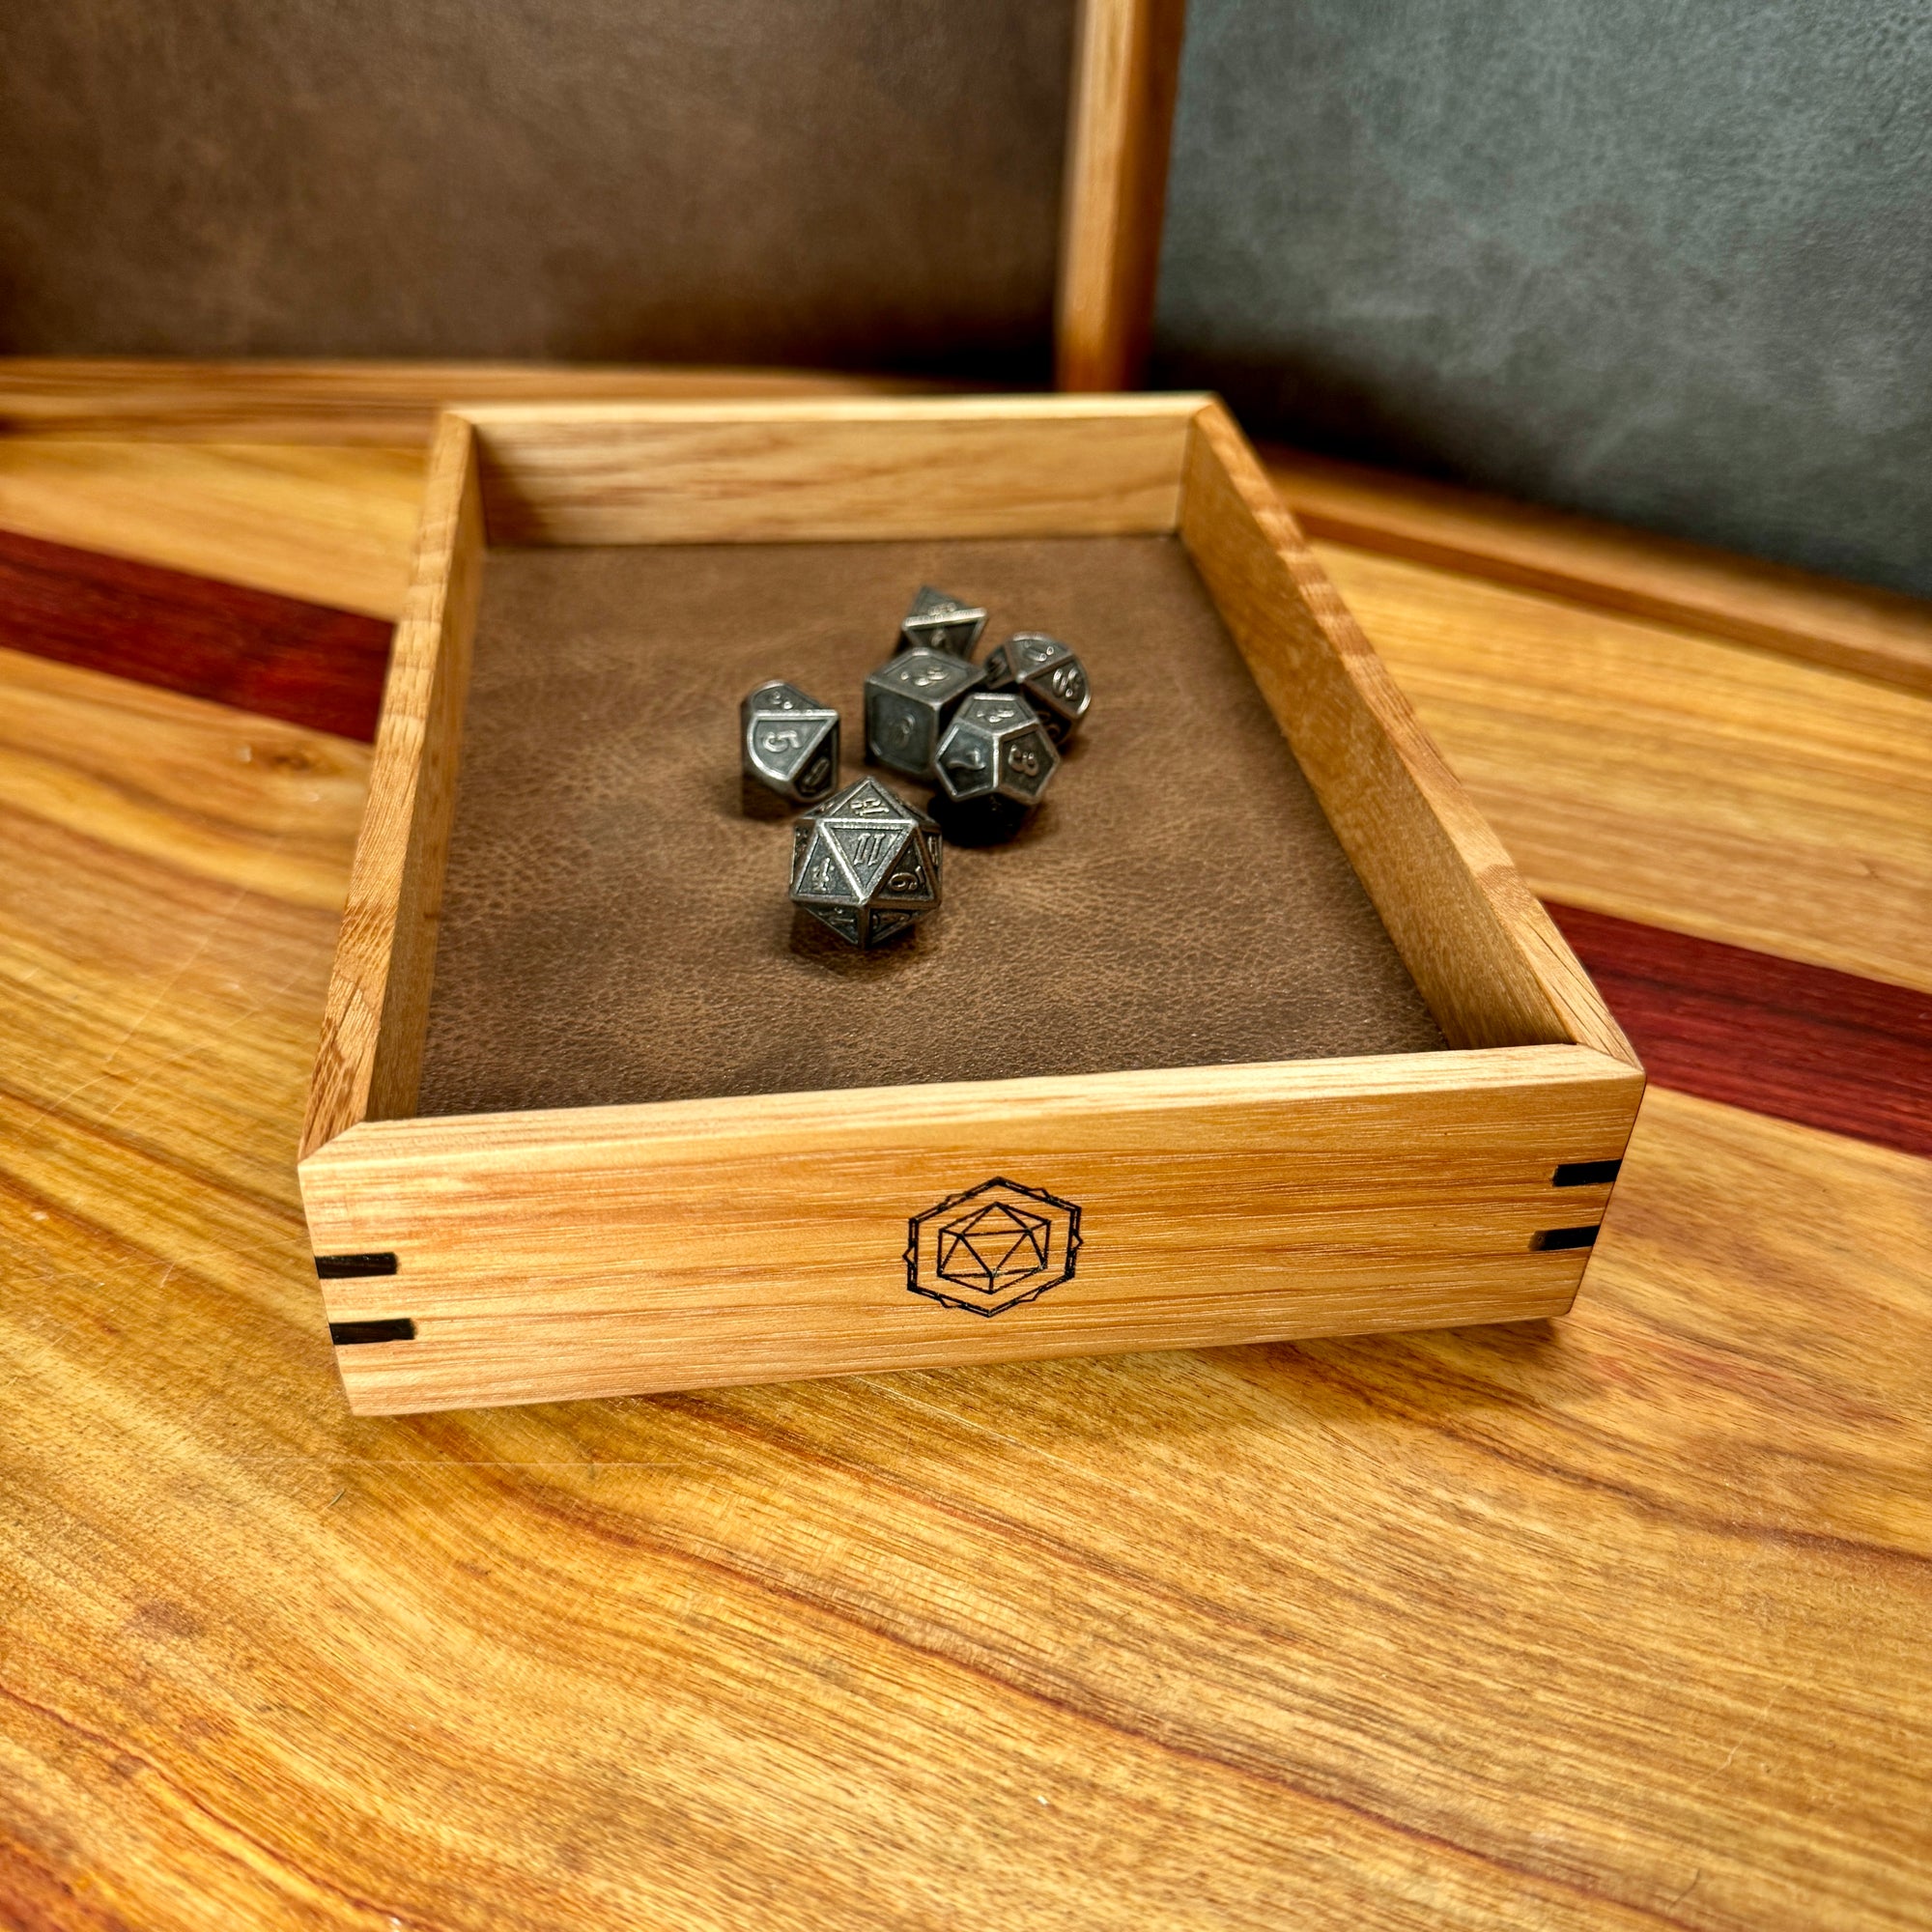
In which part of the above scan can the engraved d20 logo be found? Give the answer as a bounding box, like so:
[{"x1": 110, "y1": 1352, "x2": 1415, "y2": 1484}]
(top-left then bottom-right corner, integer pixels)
[{"x1": 905, "y1": 1178, "x2": 1083, "y2": 1317}]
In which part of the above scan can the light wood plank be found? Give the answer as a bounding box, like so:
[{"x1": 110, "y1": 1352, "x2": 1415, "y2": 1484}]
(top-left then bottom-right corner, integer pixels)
[
  {"x1": 0, "y1": 438, "x2": 424, "y2": 617},
  {"x1": 1317, "y1": 541, "x2": 1932, "y2": 997},
  {"x1": 1268, "y1": 443, "x2": 1932, "y2": 696},
  {"x1": 1056, "y1": 0, "x2": 1190, "y2": 391},
  {"x1": 301, "y1": 419, "x2": 480, "y2": 1158},
  {"x1": 1179, "y1": 403, "x2": 1634, "y2": 1064},
  {"x1": 466, "y1": 395, "x2": 1203, "y2": 545},
  {"x1": 0, "y1": 355, "x2": 928, "y2": 442}
]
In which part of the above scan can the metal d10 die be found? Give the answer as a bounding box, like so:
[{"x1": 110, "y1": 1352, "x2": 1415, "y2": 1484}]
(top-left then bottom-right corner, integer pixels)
[
  {"x1": 895, "y1": 584, "x2": 987, "y2": 659},
  {"x1": 789, "y1": 776, "x2": 943, "y2": 948},
  {"x1": 982, "y1": 632, "x2": 1092, "y2": 743},
  {"x1": 933, "y1": 692, "x2": 1061, "y2": 809},
  {"x1": 864, "y1": 647, "x2": 986, "y2": 778},
  {"x1": 741, "y1": 680, "x2": 840, "y2": 804}
]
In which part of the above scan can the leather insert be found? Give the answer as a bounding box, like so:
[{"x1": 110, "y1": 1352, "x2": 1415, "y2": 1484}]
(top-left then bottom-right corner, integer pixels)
[{"x1": 415, "y1": 535, "x2": 1447, "y2": 1116}]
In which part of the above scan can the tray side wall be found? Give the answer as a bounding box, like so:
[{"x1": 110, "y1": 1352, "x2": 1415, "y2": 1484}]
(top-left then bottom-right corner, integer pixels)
[
  {"x1": 299, "y1": 1045, "x2": 1642, "y2": 1413},
  {"x1": 300, "y1": 414, "x2": 482, "y2": 1158},
  {"x1": 1179, "y1": 401, "x2": 1638, "y2": 1066},
  {"x1": 461, "y1": 395, "x2": 1204, "y2": 545}
]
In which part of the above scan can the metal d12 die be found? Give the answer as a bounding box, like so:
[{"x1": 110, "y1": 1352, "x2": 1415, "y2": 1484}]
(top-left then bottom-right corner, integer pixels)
[
  {"x1": 788, "y1": 776, "x2": 943, "y2": 948},
  {"x1": 982, "y1": 632, "x2": 1092, "y2": 743},
  {"x1": 895, "y1": 584, "x2": 987, "y2": 659},
  {"x1": 864, "y1": 647, "x2": 986, "y2": 778},
  {"x1": 933, "y1": 692, "x2": 1060, "y2": 809},
  {"x1": 741, "y1": 680, "x2": 840, "y2": 804}
]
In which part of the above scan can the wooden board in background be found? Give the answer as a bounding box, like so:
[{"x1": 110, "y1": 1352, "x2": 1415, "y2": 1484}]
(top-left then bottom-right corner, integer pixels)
[
  {"x1": 1317, "y1": 541, "x2": 1932, "y2": 998},
  {"x1": 0, "y1": 436, "x2": 424, "y2": 617},
  {"x1": 1268, "y1": 443, "x2": 1932, "y2": 696}
]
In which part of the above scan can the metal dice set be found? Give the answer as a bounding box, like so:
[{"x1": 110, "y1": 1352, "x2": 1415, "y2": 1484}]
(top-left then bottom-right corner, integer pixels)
[{"x1": 740, "y1": 585, "x2": 1094, "y2": 948}]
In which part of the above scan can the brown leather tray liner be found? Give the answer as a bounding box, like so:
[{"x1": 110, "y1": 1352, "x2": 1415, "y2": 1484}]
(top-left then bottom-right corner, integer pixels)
[{"x1": 415, "y1": 534, "x2": 1447, "y2": 1117}]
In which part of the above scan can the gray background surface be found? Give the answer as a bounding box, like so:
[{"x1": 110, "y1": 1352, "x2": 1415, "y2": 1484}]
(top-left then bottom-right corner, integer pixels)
[
  {"x1": 1152, "y1": 0, "x2": 1932, "y2": 595},
  {"x1": 4, "y1": 0, "x2": 1926, "y2": 591},
  {"x1": 0, "y1": 0, "x2": 1073, "y2": 383}
]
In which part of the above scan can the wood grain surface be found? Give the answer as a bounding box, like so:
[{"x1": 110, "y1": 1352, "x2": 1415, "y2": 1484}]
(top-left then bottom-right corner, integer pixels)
[
  {"x1": 0, "y1": 356, "x2": 924, "y2": 441},
  {"x1": 0, "y1": 526, "x2": 391, "y2": 742},
  {"x1": 1181, "y1": 404, "x2": 1632, "y2": 1065},
  {"x1": 1317, "y1": 542, "x2": 1932, "y2": 998},
  {"x1": 3, "y1": 409, "x2": 1929, "y2": 1928},
  {"x1": 1056, "y1": 0, "x2": 1190, "y2": 392},
  {"x1": 0, "y1": 437, "x2": 424, "y2": 618},
  {"x1": 302, "y1": 418, "x2": 481, "y2": 1160},
  {"x1": 1549, "y1": 903, "x2": 1932, "y2": 1161},
  {"x1": 1266, "y1": 444, "x2": 1932, "y2": 696},
  {"x1": 469, "y1": 395, "x2": 1202, "y2": 547},
  {"x1": 302, "y1": 1044, "x2": 1634, "y2": 1414}
]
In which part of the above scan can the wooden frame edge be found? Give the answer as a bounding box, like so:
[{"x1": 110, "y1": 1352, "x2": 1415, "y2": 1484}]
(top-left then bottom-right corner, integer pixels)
[
  {"x1": 1056, "y1": 0, "x2": 1190, "y2": 391},
  {"x1": 451, "y1": 392, "x2": 1213, "y2": 547},
  {"x1": 1179, "y1": 401, "x2": 1639, "y2": 1066},
  {"x1": 300, "y1": 412, "x2": 482, "y2": 1158},
  {"x1": 448, "y1": 393, "x2": 1209, "y2": 430},
  {"x1": 301, "y1": 1042, "x2": 1640, "y2": 1178}
]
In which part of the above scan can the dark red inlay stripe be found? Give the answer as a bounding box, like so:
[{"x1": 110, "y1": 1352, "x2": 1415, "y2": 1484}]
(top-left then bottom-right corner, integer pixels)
[
  {"x1": 1550, "y1": 902, "x2": 1932, "y2": 1160},
  {"x1": 0, "y1": 526, "x2": 391, "y2": 742}
]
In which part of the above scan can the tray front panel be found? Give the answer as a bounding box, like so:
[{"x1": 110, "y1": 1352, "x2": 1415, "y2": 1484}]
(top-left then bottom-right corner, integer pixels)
[{"x1": 302, "y1": 1046, "x2": 1640, "y2": 1413}]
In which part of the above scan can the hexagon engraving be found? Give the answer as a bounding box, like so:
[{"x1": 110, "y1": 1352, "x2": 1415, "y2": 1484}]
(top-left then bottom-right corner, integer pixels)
[{"x1": 905, "y1": 1178, "x2": 1083, "y2": 1317}]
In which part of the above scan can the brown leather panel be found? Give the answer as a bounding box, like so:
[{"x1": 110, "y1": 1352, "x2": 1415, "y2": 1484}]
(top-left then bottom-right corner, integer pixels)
[
  {"x1": 415, "y1": 536, "x2": 1446, "y2": 1116},
  {"x1": 0, "y1": 2, "x2": 1069, "y2": 373}
]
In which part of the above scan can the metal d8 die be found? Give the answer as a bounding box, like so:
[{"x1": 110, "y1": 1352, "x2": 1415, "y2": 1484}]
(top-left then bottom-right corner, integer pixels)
[
  {"x1": 789, "y1": 776, "x2": 943, "y2": 948},
  {"x1": 864, "y1": 647, "x2": 986, "y2": 778},
  {"x1": 741, "y1": 680, "x2": 840, "y2": 804},
  {"x1": 934, "y1": 692, "x2": 1060, "y2": 808},
  {"x1": 895, "y1": 584, "x2": 987, "y2": 659},
  {"x1": 982, "y1": 632, "x2": 1092, "y2": 743}
]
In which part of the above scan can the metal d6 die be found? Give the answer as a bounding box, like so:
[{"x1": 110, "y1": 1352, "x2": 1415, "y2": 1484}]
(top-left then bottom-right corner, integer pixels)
[
  {"x1": 982, "y1": 632, "x2": 1092, "y2": 743},
  {"x1": 789, "y1": 776, "x2": 943, "y2": 948},
  {"x1": 741, "y1": 680, "x2": 839, "y2": 805},
  {"x1": 864, "y1": 647, "x2": 986, "y2": 779},
  {"x1": 895, "y1": 584, "x2": 987, "y2": 659},
  {"x1": 934, "y1": 692, "x2": 1060, "y2": 809}
]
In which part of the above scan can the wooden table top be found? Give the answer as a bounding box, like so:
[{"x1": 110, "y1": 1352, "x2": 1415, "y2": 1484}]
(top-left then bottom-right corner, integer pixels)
[{"x1": 2, "y1": 365, "x2": 1927, "y2": 1931}]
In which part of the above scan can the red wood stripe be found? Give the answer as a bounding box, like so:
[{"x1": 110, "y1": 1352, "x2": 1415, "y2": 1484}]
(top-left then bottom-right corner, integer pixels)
[
  {"x1": 1549, "y1": 902, "x2": 1932, "y2": 1160},
  {"x1": 3, "y1": 526, "x2": 1925, "y2": 1161},
  {"x1": 0, "y1": 526, "x2": 390, "y2": 742}
]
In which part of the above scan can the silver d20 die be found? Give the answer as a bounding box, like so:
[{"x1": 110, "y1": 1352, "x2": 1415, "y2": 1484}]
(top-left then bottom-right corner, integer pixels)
[
  {"x1": 934, "y1": 692, "x2": 1061, "y2": 808},
  {"x1": 742, "y1": 680, "x2": 840, "y2": 804},
  {"x1": 864, "y1": 647, "x2": 986, "y2": 779},
  {"x1": 789, "y1": 776, "x2": 943, "y2": 948},
  {"x1": 896, "y1": 584, "x2": 987, "y2": 659},
  {"x1": 982, "y1": 633, "x2": 1092, "y2": 743}
]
